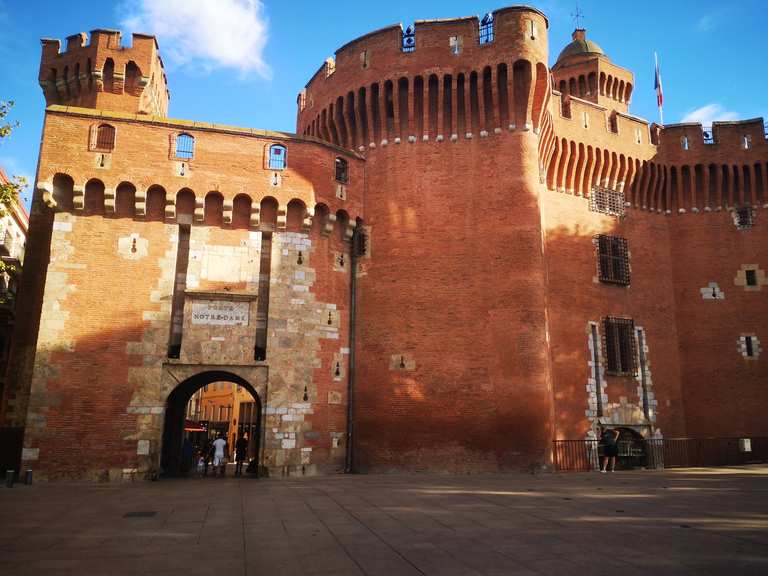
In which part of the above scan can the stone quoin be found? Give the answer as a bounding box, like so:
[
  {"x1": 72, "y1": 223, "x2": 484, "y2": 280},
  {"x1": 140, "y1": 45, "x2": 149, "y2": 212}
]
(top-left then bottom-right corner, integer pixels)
[{"x1": 1, "y1": 5, "x2": 766, "y2": 480}]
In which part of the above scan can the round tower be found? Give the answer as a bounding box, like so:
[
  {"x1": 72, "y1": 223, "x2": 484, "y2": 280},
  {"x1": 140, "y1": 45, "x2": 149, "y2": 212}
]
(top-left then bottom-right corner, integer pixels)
[{"x1": 298, "y1": 5, "x2": 555, "y2": 471}]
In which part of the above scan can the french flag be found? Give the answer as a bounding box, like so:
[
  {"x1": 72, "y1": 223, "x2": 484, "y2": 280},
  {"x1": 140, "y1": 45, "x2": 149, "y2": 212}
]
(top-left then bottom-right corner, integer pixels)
[{"x1": 654, "y1": 52, "x2": 664, "y2": 108}]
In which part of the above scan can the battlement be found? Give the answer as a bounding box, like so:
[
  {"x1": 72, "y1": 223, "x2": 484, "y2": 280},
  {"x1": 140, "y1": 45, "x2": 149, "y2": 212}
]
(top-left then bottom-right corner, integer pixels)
[
  {"x1": 39, "y1": 30, "x2": 170, "y2": 117},
  {"x1": 298, "y1": 5, "x2": 550, "y2": 150},
  {"x1": 659, "y1": 118, "x2": 767, "y2": 156},
  {"x1": 554, "y1": 91, "x2": 652, "y2": 144}
]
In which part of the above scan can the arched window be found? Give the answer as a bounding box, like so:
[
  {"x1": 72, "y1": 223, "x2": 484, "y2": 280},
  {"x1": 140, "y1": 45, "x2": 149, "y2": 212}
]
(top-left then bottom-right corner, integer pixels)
[
  {"x1": 268, "y1": 144, "x2": 287, "y2": 170},
  {"x1": 175, "y1": 133, "x2": 195, "y2": 159},
  {"x1": 95, "y1": 124, "x2": 115, "y2": 151},
  {"x1": 335, "y1": 157, "x2": 349, "y2": 183}
]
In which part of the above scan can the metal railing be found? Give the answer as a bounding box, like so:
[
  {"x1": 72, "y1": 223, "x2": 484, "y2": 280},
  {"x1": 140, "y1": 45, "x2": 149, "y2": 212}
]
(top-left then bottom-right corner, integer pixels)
[{"x1": 553, "y1": 437, "x2": 768, "y2": 472}]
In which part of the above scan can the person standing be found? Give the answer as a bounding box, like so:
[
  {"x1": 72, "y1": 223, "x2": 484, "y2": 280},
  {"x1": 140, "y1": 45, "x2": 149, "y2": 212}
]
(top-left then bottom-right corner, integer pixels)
[
  {"x1": 600, "y1": 427, "x2": 621, "y2": 473},
  {"x1": 212, "y1": 433, "x2": 228, "y2": 477},
  {"x1": 234, "y1": 434, "x2": 248, "y2": 476}
]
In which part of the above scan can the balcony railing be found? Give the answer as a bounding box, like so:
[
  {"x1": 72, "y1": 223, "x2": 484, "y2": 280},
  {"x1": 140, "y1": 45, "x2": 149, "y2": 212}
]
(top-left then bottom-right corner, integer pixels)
[{"x1": 553, "y1": 437, "x2": 768, "y2": 472}]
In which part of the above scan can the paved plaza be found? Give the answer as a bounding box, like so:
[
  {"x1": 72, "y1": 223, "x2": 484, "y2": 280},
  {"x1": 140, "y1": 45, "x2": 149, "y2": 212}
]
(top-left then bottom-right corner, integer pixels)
[{"x1": 2, "y1": 466, "x2": 767, "y2": 575}]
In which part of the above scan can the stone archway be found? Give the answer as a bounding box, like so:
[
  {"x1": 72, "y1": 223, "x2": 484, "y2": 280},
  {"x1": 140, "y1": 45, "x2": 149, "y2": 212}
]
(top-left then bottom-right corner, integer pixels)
[
  {"x1": 159, "y1": 367, "x2": 267, "y2": 477},
  {"x1": 615, "y1": 427, "x2": 648, "y2": 470}
]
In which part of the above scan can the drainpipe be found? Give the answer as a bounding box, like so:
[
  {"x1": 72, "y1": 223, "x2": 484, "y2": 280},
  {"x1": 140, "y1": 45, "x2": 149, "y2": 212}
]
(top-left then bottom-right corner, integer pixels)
[{"x1": 344, "y1": 226, "x2": 359, "y2": 473}]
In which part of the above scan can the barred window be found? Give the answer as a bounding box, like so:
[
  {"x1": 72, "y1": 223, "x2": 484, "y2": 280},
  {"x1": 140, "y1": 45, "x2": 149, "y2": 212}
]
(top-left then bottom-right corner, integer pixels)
[
  {"x1": 597, "y1": 235, "x2": 630, "y2": 285},
  {"x1": 335, "y1": 157, "x2": 349, "y2": 183},
  {"x1": 268, "y1": 144, "x2": 287, "y2": 170},
  {"x1": 590, "y1": 185, "x2": 625, "y2": 217},
  {"x1": 95, "y1": 124, "x2": 115, "y2": 151},
  {"x1": 603, "y1": 317, "x2": 636, "y2": 376},
  {"x1": 735, "y1": 207, "x2": 754, "y2": 230},
  {"x1": 402, "y1": 24, "x2": 415, "y2": 53},
  {"x1": 175, "y1": 133, "x2": 195, "y2": 159},
  {"x1": 479, "y1": 13, "x2": 494, "y2": 44}
]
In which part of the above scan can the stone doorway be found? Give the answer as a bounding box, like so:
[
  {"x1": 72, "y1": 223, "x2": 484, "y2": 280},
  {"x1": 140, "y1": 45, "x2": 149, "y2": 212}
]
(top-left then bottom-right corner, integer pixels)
[
  {"x1": 615, "y1": 427, "x2": 648, "y2": 469},
  {"x1": 160, "y1": 370, "x2": 262, "y2": 477}
]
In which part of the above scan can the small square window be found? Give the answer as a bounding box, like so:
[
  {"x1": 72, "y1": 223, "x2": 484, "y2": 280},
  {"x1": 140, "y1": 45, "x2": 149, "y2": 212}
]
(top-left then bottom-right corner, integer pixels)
[
  {"x1": 175, "y1": 133, "x2": 195, "y2": 160},
  {"x1": 596, "y1": 235, "x2": 630, "y2": 286},
  {"x1": 479, "y1": 13, "x2": 494, "y2": 44},
  {"x1": 94, "y1": 123, "x2": 116, "y2": 152},
  {"x1": 449, "y1": 36, "x2": 462, "y2": 55},
  {"x1": 335, "y1": 157, "x2": 349, "y2": 183},
  {"x1": 590, "y1": 185, "x2": 625, "y2": 218},
  {"x1": 735, "y1": 207, "x2": 754, "y2": 229},
  {"x1": 268, "y1": 144, "x2": 287, "y2": 170}
]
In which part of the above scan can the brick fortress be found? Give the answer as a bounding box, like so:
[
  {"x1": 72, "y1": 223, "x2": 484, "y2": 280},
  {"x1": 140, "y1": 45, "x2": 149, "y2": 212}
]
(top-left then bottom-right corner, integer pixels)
[{"x1": 3, "y1": 5, "x2": 766, "y2": 480}]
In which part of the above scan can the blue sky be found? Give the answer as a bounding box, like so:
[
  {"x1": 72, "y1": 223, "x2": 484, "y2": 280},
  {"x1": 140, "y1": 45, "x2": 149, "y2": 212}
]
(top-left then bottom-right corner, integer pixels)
[{"x1": 1, "y1": 0, "x2": 767, "y2": 208}]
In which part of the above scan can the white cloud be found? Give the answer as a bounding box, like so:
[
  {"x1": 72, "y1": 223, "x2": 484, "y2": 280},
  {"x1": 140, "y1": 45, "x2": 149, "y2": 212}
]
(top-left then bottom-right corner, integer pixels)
[
  {"x1": 681, "y1": 103, "x2": 739, "y2": 125},
  {"x1": 120, "y1": 0, "x2": 271, "y2": 78}
]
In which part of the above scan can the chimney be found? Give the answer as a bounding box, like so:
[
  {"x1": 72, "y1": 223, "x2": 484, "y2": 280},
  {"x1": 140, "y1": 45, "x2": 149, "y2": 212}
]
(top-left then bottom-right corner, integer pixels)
[{"x1": 572, "y1": 29, "x2": 586, "y2": 41}]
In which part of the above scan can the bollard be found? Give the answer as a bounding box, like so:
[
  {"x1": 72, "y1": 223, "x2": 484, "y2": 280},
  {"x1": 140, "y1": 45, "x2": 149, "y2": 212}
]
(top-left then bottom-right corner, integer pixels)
[
  {"x1": 24, "y1": 470, "x2": 33, "y2": 485},
  {"x1": 5, "y1": 470, "x2": 14, "y2": 488}
]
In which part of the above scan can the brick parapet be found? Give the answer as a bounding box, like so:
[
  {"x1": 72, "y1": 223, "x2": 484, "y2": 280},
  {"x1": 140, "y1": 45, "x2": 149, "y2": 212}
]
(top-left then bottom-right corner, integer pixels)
[{"x1": 37, "y1": 107, "x2": 364, "y2": 224}]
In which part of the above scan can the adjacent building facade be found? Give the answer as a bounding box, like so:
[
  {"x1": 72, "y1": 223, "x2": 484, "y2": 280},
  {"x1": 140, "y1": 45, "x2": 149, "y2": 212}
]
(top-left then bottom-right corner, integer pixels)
[{"x1": 2, "y1": 6, "x2": 765, "y2": 480}]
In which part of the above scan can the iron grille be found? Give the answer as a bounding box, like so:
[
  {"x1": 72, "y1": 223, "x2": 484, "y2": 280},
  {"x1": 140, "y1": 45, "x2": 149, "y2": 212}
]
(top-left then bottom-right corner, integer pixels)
[
  {"x1": 268, "y1": 145, "x2": 287, "y2": 170},
  {"x1": 95, "y1": 124, "x2": 115, "y2": 151},
  {"x1": 735, "y1": 207, "x2": 754, "y2": 229},
  {"x1": 603, "y1": 317, "x2": 636, "y2": 376},
  {"x1": 479, "y1": 13, "x2": 494, "y2": 44},
  {"x1": 175, "y1": 133, "x2": 195, "y2": 159},
  {"x1": 335, "y1": 157, "x2": 349, "y2": 183},
  {"x1": 596, "y1": 235, "x2": 630, "y2": 285},
  {"x1": 402, "y1": 25, "x2": 415, "y2": 53},
  {"x1": 590, "y1": 185, "x2": 625, "y2": 218}
]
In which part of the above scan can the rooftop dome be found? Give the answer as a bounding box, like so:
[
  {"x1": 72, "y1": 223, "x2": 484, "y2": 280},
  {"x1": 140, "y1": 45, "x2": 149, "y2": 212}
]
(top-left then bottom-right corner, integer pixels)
[{"x1": 556, "y1": 29, "x2": 605, "y2": 63}]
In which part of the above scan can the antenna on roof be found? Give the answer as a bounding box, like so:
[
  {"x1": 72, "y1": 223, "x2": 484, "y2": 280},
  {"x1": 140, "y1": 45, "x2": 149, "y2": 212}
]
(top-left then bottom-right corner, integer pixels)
[{"x1": 572, "y1": 3, "x2": 585, "y2": 29}]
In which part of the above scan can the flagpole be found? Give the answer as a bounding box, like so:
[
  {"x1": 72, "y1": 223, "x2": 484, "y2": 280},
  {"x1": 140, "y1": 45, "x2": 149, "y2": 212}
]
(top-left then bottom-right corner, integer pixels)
[{"x1": 655, "y1": 52, "x2": 664, "y2": 125}]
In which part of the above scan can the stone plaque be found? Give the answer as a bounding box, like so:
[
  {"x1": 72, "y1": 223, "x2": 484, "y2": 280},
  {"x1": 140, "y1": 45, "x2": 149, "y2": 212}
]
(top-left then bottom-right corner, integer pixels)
[{"x1": 192, "y1": 300, "x2": 249, "y2": 326}]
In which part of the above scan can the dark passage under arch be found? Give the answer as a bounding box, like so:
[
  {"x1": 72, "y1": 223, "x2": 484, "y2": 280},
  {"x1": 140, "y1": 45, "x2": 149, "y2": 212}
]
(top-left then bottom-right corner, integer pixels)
[{"x1": 161, "y1": 370, "x2": 262, "y2": 477}]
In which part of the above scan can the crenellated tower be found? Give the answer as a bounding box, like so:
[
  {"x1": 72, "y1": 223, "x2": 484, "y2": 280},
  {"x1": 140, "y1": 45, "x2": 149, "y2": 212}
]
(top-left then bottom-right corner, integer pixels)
[
  {"x1": 39, "y1": 30, "x2": 169, "y2": 117},
  {"x1": 298, "y1": 6, "x2": 557, "y2": 472}
]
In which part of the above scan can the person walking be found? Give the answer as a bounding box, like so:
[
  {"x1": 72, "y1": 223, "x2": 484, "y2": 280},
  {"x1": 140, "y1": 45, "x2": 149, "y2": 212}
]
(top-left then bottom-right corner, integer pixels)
[
  {"x1": 234, "y1": 434, "x2": 248, "y2": 476},
  {"x1": 600, "y1": 427, "x2": 621, "y2": 473},
  {"x1": 212, "y1": 433, "x2": 228, "y2": 477}
]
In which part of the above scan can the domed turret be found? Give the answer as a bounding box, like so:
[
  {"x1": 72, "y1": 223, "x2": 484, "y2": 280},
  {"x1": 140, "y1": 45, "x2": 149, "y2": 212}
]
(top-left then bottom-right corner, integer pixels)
[
  {"x1": 552, "y1": 28, "x2": 633, "y2": 114},
  {"x1": 556, "y1": 29, "x2": 605, "y2": 64}
]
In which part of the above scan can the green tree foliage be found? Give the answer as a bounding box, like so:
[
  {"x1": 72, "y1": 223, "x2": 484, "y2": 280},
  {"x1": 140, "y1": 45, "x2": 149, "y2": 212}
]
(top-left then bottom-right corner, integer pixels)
[{"x1": 0, "y1": 99, "x2": 25, "y2": 287}]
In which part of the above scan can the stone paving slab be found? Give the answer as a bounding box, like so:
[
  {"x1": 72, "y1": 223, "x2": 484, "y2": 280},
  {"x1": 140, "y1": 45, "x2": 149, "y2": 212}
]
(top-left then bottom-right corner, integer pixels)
[{"x1": 1, "y1": 467, "x2": 767, "y2": 575}]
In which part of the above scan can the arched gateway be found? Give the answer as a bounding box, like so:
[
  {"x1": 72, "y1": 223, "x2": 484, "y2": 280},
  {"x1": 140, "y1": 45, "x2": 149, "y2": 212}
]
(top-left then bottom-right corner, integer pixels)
[{"x1": 160, "y1": 368, "x2": 265, "y2": 477}]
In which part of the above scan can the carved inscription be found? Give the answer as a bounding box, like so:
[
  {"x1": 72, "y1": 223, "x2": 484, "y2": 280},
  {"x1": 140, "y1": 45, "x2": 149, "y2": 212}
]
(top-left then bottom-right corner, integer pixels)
[{"x1": 191, "y1": 300, "x2": 249, "y2": 326}]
